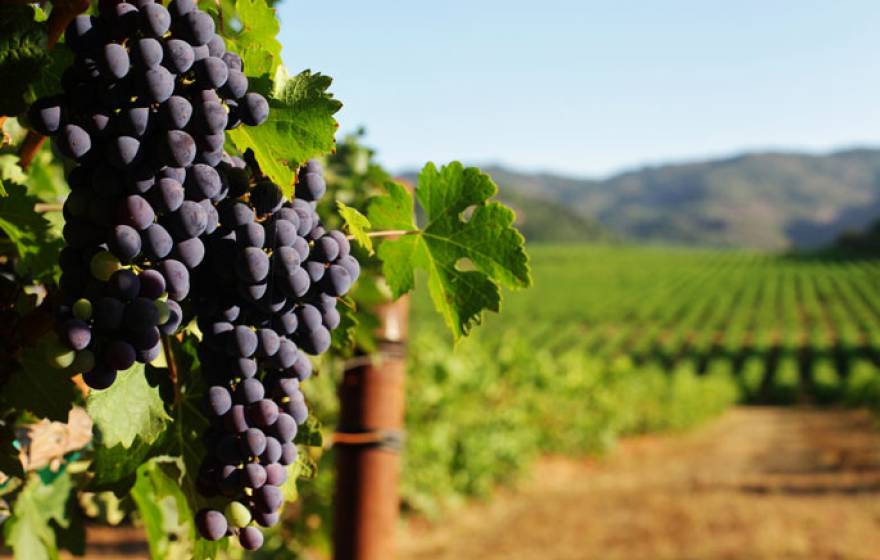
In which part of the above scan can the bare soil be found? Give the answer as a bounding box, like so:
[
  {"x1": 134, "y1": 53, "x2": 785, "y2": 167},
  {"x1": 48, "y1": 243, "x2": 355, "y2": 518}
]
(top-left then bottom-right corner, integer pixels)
[{"x1": 398, "y1": 407, "x2": 880, "y2": 560}]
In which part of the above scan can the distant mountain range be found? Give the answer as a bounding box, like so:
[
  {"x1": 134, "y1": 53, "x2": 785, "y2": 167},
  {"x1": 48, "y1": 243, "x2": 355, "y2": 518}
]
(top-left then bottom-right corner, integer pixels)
[{"x1": 408, "y1": 148, "x2": 880, "y2": 250}]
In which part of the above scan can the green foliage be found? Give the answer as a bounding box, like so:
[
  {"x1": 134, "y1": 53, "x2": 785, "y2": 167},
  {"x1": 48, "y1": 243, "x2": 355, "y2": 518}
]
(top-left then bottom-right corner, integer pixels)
[
  {"x1": 229, "y1": 69, "x2": 342, "y2": 195},
  {"x1": 0, "y1": 2, "x2": 535, "y2": 558},
  {"x1": 2, "y1": 341, "x2": 79, "y2": 422},
  {"x1": 0, "y1": 6, "x2": 50, "y2": 116},
  {"x1": 0, "y1": 181, "x2": 64, "y2": 280},
  {"x1": 369, "y1": 163, "x2": 532, "y2": 339},
  {"x1": 86, "y1": 365, "x2": 171, "y2": 489},
  {"x1": 131, "y1": 458, "x2": 226, "y2": 560},
  {"x1": 3, "y1": 471, "x2": 72, "y2": 560},
  {"x1": 337, "y1": 201, "x2": 373, "y2": 254},
  {"x1": 223, "y1": 0, "x2": 282, "y2": 86}
]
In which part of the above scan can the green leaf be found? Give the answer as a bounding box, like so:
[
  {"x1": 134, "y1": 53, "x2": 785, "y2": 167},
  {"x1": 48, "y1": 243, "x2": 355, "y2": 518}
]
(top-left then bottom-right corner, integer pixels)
[
  {"x1": 131, "y1": 458, "x2": 226, "y2": 560},
  {"x1": 294, "y1": 415, "x2": 324, "y2": 448},
  {"x1": 54, "y1": 492, "x2": 85, "y2": 557},
  {"x1": 0, "y1": 180, "x2": 64, "y2": 280},
  {"x1": 3, "y1": 471, "x2": 72, "y2": 560},
  {"x1": 224, "y1": 0, "x2": 281, "y2": 89},
  {"x1": 86, "y1": 365, "x2": 172, "y2": 489},
  {"x1": 228, "y1": 69, "x2": 342, "y2": 197},
  {"x1": 0, "y1": 6, "x2": 50, "y2": 116},
  {"x1": 2, "y1": 340, "x2": 78, "y2": 422},
  {"x1": 337, "y1": 201, "x2": 373, "y2": 254},
  {"x1": 133, "y1": 337, "x2": 231, "y2": 558},
  {"x1": 368, "y1": 163, "x2": 531, "y2": 339},
  {"x1": 86, "y1": 365, "x2": 170, "y2": 449},
  {"x1": 330, "y1": 297, "x2": 359, "y2": 353}
]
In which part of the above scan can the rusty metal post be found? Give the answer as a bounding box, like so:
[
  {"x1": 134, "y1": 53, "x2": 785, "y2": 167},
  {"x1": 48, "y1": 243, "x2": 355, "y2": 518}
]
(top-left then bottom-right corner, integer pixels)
[{"x1": 333, "y1": 296, "x2": 409, "y2": 560}]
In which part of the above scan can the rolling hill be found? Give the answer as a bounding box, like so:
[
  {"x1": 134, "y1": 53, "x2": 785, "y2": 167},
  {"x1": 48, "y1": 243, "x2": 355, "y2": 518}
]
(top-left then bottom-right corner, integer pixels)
[{"x1": 462, "y1": 148, "x2": 880, "y2": 250}]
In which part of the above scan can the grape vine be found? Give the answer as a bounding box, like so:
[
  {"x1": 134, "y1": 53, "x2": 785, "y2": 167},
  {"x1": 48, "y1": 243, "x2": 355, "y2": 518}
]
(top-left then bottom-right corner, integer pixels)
[{"x1": 0, "y1": 0, "x2": 530, "y2": 557}]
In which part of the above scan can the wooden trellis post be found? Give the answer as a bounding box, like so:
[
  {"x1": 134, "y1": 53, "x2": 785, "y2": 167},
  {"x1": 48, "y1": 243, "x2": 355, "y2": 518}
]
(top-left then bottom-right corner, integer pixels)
[{"x1": 333, "y1": 296, "x2": 409, "y2": 560}]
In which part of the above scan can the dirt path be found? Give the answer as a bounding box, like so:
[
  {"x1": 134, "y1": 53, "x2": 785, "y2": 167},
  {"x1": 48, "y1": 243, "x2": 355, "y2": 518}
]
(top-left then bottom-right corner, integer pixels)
[{"x1": 397, "y1": 407, "x2": 880, "y2": 560}]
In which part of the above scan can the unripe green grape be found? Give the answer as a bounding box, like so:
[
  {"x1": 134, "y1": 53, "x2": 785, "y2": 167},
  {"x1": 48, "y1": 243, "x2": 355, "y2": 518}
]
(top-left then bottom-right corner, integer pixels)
[
  {"x1": 73, "y1": 298, "x2": 93, "y2": 321},
  {"x1": 224, "y1": 501, "x2": 251, "y2": 528},
  {"x1": 155, "y1": 299, "x2": 171, "y2": 325},
  {"x1": 90, "y1": 251, "x2": 121, "y2": 282},
  {"x1": 46, "y1": 339, "x2": 76, "y2": 369}
]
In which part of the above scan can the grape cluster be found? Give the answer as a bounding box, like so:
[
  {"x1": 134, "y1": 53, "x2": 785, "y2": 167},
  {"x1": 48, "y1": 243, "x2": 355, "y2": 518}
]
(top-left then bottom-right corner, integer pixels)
[
  {"x1": 32, "y1": 0, "x2": 359, "y2": 550},
  {"x1": 191, "y1": 161, "x2": 359, "y2": 549},
  {"x1": 34, "y1": 0, "x2": 268, "y2": 389}
]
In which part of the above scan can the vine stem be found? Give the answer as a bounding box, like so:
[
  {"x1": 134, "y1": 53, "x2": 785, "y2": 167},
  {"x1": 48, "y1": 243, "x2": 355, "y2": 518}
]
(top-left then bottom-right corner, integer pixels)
[
  {"x1": 345, "y1": 229, "x2": 418, "y2": 241},
  {"x1": 161, "y1": 336, "x2": 182, "y2": 406},
  {"x1": 18, "y1": 0, "x2": 89, "y2": 170}
]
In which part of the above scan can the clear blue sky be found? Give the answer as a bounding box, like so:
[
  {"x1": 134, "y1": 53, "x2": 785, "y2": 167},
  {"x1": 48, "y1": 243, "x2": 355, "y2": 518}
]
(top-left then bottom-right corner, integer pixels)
[{"x1": 277, "y1": 1, "x2": 880, "y2": 177}]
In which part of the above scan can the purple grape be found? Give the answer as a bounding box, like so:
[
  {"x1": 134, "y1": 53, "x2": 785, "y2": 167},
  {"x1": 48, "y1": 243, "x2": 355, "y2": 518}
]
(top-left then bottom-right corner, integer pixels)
[
  {"x1": 236, "y1": 247, "x2": 270, "y2": 283},
  {"x1": 240, "y1": 427, "x2": 267, "y2": 457},
  {"x1": 57, "y1": 125, "x2": 92, "y2": 160},
  {"x1": 261, "y1": 437, "x2": 282, "y2": 464},
  {"x1": 181, "y1": 11, "x2": 215, "y2": 45},
  {"x1": 83, "y1": 365, "x2": 117, "y2": 390},
  {"x1": 150, "y1": 177, "x2": 185, "y2": 213},
  {"x1": 194, "y1": 57, "x2": 228, "y2": 90},
  {"x1": 138, "y1": 269, "x2": 166, "y2": 299},
  {"x1": 94, "y1": 297, "x2": 125, "y2": 330},
  {"x1": 253, "y1": 484, "x2": 282, "y2": 513},
  {"x1": 243, "y1": 463, "x2": 266, "y2": 489},
  {"x1": 159, "y1": 95, "x2": 192, "y2": 129},
  {"x1": 279, "y1": 442, "x2": 297, "y2": 466},
  {"x1": 162, "y1": 130, "x2": 196, "y2": 167},
  {"x1": 246, "y1": 399, "x2": 279, "y2": 427},
  {"x1": 173, "y1": 237, "x2": 205, "y2": 269},
  {"x1": 207, "y1": 386, "x2": 232, "y2": 416},
  {"x1": 109, "y1": 225, "x2": 142, "y2": 262},
  {"x1": 108, "y1": 269, "x2": 140, "y2": 300},
  {"x1": 141, "y1": 66, "x2": 175, "y2": 103},
  {"x1": 236, "y1": 378, "x2": 264, "y2": 404},
  {"x1": 195, "y1": 510, "x2": 227, "y2": 541},
  {"x1": 100, "y1": 43, "x2": 130, "y2": 79},
  {"x1": 223, "y1": 404, "x2": 249, "y2": 433},
  {"x1": 141, "y1": 223, "x2": 173, "y2": 259},
  {"x1": 27, "y1": 97, "x2": 64, "y2": 135},
  {"x1": 158, "y1": 259, "x2": 189, "y2": 301},
  {"x1": 172, "y1": 201, "x2": 208, "y2": 238},
  {"x1": 63, "y1": 319, "x2": 91, "y2": 351},
  {"x1": 141, "y1": 3, "x2": 171, "y2": 37},
  {"x1": 238, "y1": 527, "x2": 264, "y2": 550},
  {"x1": 125, "y1": 297, "x2": 161, "y2": 331},
  {"x1": 264, "y1": 463, "x2": 288, "y2": 486},
  {"x1": 104, "y1": 340, "x2": 135, "y2": 370},
  {"x1": 162, "y1": 39, "x2": 194, "y2": 73},
  {"x1": 240, "y1": 93, "x2": 269, "y2": 126},
  {"x1": 272, "y1": 413, "x2": 297, "y2": 443}
]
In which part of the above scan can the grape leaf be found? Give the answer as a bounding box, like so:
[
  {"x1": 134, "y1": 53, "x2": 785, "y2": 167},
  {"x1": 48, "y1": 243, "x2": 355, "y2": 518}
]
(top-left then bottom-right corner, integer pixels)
[
  {"x1": 86, "y1": 365, "x2": 171, "y2": 490},
  {"x1": 367, "y1": 163, "x2": 531, "y2": 339},
  {"x1": 0, "y1": 6, "x2": 50, "y2": 116},
  {"x1": 294, "y1": 415, "x2": 324, "y2": 448},
  {"x1": 228, "y1": 69, "x2": 342, "y2": 197},
  {"x1": 224, "y1": 0, "x2": 281, "y2": 91},
  {"x1": 86, "y1": 365, "x2": 170, "y2": 449},
  {"x1": 2, "y1": 341, "x2": 78, "y2": 422},
  {"x1": 0, "y1": 181, "x2": 64, "y2": 280},
  {"x1": 0, "y1": 154, "x2": 26, "y2": 198},
  {"x1": 337, "y1": 201, "x2": 373, "y2": 255},
  {"x1": 2, "y1": 471, "x2": 72, "y2": 560},
  {"x1": 131, "y1": 458, "x2": 226, "y2": 560}
]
